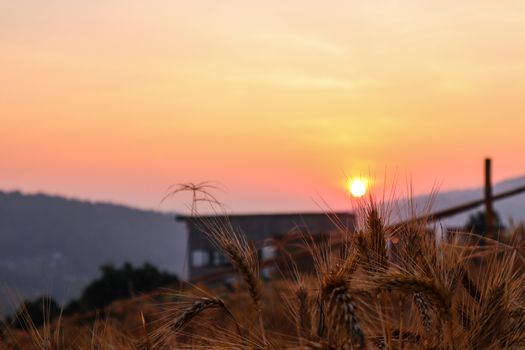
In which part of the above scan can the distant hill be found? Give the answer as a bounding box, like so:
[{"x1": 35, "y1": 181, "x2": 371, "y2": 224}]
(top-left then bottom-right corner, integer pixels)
[
  {"x1": 0, "y1": 191, "x2": 186, "y2": 314},
  {"x1": 396, "y1": 175, "x2": 525, "y2": 227}
]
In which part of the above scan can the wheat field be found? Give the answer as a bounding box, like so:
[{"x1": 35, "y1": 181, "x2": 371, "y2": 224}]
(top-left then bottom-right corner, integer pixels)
[{"x1": 3, "y1": 197, "x2": 525, "y2": 349}]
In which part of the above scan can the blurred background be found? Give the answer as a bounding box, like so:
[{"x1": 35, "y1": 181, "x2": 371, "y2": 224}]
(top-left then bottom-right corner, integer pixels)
[{"x1": 1, "y1": 0, "x2": 525, "y2": 316}]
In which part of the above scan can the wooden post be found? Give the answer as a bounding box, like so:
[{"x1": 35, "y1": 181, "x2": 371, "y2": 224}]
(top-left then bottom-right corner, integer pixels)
[{"x1": 484, "y1": 158, "x2": 494, "y2": 238}]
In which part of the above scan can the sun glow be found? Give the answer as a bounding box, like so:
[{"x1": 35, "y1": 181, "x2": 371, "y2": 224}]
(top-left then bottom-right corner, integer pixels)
[{"x1": 348, "y1": 178, "x2": 367, "y2": 198}]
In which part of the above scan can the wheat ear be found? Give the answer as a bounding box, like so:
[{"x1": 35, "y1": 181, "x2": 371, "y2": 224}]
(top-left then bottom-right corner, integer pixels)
[
  {"x1": 296, "y1": 286, "x2": 311, "y2": 342},
  {"x1": 172, "y1": 297, "x2": 226, "y2": 331},
  {"x1": 377, "y1": 273, "x2": 452, "y2": 321},
  {"x1": 322, "y1": 278, "x2": 365, "y2": 349}
]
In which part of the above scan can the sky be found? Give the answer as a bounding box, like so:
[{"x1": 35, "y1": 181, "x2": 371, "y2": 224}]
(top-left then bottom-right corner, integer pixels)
[{"x1": 1, "y1": 1, "x2": 525, "y2": 214}]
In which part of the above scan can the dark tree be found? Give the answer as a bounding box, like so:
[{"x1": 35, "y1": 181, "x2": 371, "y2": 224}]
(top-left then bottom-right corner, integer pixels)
[
  {"x1": 12, "y1": 296, "x2": 61, "y2": 329},
  {"x1": 64, "y1": 262, "x2": 179, "y2": 314},
  {"x1": 465, "y1": 210, "x2": 506, "y2": 236}
]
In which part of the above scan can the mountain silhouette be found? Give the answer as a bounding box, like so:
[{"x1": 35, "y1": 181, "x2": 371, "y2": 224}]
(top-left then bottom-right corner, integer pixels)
[
  {"x1": 396, "y1": 175, "x2": 525, "y2": 227},
  {"x1": 0, "y1": 191, "x2": 186, "y2": 314}
]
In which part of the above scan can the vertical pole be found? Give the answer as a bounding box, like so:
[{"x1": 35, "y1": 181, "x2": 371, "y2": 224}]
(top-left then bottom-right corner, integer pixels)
[{"x1": 484, "y1": 158, "x2": 494, "y2": 238}]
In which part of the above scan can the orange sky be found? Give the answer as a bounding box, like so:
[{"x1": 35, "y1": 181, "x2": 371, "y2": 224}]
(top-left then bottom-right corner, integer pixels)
[{"x1": 1, "y1": 1, "x2": 525, "y2": 213}]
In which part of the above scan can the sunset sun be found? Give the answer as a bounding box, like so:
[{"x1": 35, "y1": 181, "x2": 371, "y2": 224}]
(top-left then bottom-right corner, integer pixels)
[{"x1": 348, "y1": 178, "x2": 367, "y2": 198}]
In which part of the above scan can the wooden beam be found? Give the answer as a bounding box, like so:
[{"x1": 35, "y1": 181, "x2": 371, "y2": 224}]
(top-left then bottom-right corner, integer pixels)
[{"x1": 485, "y1": 158, "x2": 494, "y2": 238}]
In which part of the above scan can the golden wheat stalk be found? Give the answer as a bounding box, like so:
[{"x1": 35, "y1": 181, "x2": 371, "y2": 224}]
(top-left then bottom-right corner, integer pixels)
[
  {"x1": 172, "y1": 297, "x2": 227, "y2": 331},
  {"x1": 467, "y1": 282, "x2": 507, "y2": 349},
  {"x1": 296, "y1": 286, "x2": 311, "y2": 342},
  {"x1": 322, "y1": 277, "x2": 365, "y2": 349},
  {"x1": 376, "y1": 272, "x2": 452, "y2": 321},
  {"x1": 413, "y1": 292, "x2": 433, "y2": 332},
  {"x1": 196, "y1": 217, "x2": 267, "y2": 345}
]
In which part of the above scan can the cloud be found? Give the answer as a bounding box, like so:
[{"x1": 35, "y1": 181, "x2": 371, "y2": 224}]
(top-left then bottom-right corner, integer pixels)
[
  {"x1": 256, "y1": 32, "x2": 349, "y2": 56},
  {"x1": 283, "y1": 34, "x2": 349, "y2": 55},
  {"x1": 231, "y1": 72, "x2": 384, "y2": 90},
  {"x1": 257, "y1": 74, "x2": 356, "y2": 89},
  {"x1": 231, "y1": 72, "x2": 359, "y2": 89}
]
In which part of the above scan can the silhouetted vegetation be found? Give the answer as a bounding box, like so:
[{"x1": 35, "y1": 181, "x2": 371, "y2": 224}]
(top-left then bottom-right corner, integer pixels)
[
  {"x1": 7, "y1": 262, "x2": 180, "y2": 328},
  {"x1": 464, "y1": 210, "x2": 506, "y2": 235},
  {"x1": 64, "y1": 262, "x2": 179, "y2": 315},
  {"x1": 10, "y1": 296, "x2": 61, "y2": 330}
]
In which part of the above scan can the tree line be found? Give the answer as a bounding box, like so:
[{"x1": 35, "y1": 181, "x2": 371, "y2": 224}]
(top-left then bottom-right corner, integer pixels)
[{"x1": 6, "y1": 262, "x2": 179, "y2": 329}]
